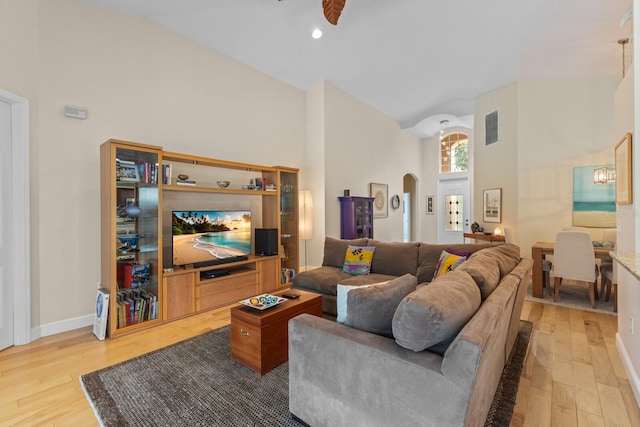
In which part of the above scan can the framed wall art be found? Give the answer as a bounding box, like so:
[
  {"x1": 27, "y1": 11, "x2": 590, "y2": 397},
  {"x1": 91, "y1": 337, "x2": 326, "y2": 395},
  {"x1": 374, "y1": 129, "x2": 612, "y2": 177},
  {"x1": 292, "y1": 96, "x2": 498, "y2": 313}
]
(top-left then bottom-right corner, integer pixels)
[
  {"x1": 426, "y1": 195, "x2": 434, "y2": 215},
  {"x1": 370, "y1": 183, "x2": 388, "y2": 218},
  {"x1": 572, "y1": 165, "x2": 615, "y2": 227},
  {"x1": 615, "y1": 132, "x2": 632, "y2": 204},
  {"x1": 483, "y1": 188, "x2": 502, "y2": 223}
]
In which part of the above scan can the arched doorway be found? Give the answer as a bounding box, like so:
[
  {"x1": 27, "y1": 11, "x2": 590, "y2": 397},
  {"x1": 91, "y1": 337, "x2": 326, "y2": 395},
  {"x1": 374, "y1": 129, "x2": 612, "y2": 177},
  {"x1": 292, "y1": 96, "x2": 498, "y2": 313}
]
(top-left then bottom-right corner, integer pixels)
[{"x1": 402, "y1": 173, "x2": 418, "y2": 242}]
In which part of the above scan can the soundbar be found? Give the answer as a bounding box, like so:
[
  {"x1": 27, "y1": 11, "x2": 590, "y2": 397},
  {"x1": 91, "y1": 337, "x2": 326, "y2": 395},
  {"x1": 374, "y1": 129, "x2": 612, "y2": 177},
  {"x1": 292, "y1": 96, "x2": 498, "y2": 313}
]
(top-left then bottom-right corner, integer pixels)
[{"x1": 193, "y1": 255, "x2": 248, "y2": 269}]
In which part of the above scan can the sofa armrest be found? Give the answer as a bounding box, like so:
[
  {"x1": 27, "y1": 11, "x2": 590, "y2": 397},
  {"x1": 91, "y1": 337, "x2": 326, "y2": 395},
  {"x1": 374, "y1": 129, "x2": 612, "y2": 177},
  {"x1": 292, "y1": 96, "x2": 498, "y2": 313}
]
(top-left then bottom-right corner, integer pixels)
[{"x1": 288, "y1": 314, "x2": 471, "y2": 427}]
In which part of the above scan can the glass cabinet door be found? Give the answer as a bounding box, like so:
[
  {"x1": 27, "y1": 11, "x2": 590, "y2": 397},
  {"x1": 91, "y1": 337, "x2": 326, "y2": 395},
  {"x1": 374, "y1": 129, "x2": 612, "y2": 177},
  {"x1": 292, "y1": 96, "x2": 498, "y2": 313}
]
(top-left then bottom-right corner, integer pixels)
[
  {"x1": 279, "y1": 168, "x2": 299, "y2": 277},
  {"x1": 112, "y1": 145, "x2": 161, "y2": 332}
]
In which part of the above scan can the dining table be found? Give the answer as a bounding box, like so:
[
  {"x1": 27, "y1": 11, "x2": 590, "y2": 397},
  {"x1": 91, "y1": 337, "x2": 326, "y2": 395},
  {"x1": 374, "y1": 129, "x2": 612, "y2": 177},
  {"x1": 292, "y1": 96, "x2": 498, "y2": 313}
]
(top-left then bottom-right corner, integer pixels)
[{"x1": 530, "y1": 241, "x2": 614, "y2": 298}]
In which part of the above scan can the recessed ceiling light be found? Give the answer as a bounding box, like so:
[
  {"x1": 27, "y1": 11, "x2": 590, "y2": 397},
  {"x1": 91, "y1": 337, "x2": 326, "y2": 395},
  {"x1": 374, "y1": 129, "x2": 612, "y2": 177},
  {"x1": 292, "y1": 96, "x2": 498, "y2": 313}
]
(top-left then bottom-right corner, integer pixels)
[{"x1": 311, "y1": 29, "x2": 323, "y2": 39}]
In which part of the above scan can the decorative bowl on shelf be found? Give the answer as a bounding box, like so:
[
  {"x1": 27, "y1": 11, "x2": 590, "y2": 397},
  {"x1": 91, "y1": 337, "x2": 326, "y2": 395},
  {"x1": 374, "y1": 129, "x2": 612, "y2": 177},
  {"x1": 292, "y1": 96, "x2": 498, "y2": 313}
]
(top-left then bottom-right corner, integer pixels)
[
  {"x1": 217, "y1": 180, "x2": 230, "y2": 188},
  {"x1": 117, "y1": 234, "x2": 140, "y2": 248}
]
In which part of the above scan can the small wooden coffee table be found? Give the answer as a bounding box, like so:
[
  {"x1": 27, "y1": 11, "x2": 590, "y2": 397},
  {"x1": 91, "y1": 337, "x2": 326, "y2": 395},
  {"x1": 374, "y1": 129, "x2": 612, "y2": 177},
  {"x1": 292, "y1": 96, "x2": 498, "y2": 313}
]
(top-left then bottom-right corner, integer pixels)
[{"x1": 230, "y1": 289, "x2": 322, "y2": 375}]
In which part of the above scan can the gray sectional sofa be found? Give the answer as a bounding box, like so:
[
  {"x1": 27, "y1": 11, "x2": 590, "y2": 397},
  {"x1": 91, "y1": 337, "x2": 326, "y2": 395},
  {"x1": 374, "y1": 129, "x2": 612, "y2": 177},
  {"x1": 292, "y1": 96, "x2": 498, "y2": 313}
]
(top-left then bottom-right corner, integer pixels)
[{"x1": 288, "y1": 237, "x2": 533, "y2": 427}]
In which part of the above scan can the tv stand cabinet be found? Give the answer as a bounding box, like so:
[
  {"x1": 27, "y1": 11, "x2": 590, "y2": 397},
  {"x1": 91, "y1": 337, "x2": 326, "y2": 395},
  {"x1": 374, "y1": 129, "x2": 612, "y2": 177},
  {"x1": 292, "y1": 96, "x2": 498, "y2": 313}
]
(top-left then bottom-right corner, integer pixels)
[
  {"x1": 101, "y1": 139, "x2": 298, "y2": 337},
  {"x1": 162, "y1": 256, "x2": 279, "y2": 321}
]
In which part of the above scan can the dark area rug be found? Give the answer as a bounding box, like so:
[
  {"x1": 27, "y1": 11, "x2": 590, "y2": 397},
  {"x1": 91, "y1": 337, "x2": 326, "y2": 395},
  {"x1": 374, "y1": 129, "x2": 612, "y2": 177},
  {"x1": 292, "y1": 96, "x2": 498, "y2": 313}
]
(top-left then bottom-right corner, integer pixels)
[
  {"x1": 484, "y1": 320, "x2": 532, "y2": 426},
  {"x1": 81, "y1": 321, "x2": 532, "y2": 427}
]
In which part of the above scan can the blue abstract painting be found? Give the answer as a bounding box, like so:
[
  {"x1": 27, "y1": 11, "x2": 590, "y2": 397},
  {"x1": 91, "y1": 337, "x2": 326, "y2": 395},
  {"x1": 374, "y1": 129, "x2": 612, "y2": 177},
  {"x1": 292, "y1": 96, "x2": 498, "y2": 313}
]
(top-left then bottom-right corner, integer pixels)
[{"x1": 572, "y1": 165, "x2": 616, "y2": 228}]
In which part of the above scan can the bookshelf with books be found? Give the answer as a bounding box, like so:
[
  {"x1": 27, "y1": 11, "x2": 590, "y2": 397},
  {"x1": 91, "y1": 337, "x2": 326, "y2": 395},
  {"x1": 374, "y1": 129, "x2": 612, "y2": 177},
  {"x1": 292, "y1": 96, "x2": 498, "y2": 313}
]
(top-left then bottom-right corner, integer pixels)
[
  {"x1": 101, "y1": 139, "x2": 163, "y2": 337},
  {"x1": 101, "y1": 139, "x2": 299, "y2": 337}
]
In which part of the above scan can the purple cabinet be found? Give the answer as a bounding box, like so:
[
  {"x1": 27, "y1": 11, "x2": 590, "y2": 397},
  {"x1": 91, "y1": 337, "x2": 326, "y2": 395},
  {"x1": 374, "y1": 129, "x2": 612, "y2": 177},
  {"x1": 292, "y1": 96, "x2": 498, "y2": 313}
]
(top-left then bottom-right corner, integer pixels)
[{"x1": 338, "y1": 196, "x2": 374, "y2": 239}]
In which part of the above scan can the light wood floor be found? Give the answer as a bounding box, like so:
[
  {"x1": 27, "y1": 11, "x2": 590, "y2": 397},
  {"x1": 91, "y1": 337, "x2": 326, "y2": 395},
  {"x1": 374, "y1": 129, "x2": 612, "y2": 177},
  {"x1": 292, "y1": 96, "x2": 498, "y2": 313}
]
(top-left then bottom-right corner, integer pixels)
[{"x1": 0, "y1": 300, "x2": 638, "y2": 426}]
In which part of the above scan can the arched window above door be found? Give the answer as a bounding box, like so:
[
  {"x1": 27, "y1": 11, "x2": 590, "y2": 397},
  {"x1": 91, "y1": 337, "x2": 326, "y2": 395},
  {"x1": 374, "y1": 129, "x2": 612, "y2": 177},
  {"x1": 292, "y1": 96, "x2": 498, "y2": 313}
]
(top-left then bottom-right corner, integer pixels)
[{"x1": 440, "y1": 132, "x2": 468, "y2": 173}]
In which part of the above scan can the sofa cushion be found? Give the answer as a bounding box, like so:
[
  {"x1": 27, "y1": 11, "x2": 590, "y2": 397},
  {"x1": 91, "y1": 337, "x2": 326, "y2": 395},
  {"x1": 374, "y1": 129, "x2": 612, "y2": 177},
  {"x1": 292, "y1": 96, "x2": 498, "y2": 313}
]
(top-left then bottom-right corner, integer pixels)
[
  {"x1": 322, "y1": 237, "x2": 369, "y2": 268},
  {"x1": 336, "y1": 281, "x2": 390, "y2": 323},
  {"x1": 291, "y1": 266, "x2": 352, "y2": 296},
  {"x1": 392, "y1": 270, "x2": 481, "y2": 351},
  {"x1": 416, "y1": 243, "x2": 492, "y2": 284},
  {"x1": 339, "y1": 273, "x2": 400, "y2": 287},
  {"x1": 432, "y1": 250, "x2": 468, "y2": 280},
  {"x1": 342, "y1": 274, "x2": 418, "y2": 337},
  {"x1": 368, "y1": 240, "x2": 420, "y2": 277},
  {"x1": 343, "y1": 245, "x2": 376, "y2": 275},
  {"x1": 456, "y1": 255, "x2": 501, "y2": 300}
]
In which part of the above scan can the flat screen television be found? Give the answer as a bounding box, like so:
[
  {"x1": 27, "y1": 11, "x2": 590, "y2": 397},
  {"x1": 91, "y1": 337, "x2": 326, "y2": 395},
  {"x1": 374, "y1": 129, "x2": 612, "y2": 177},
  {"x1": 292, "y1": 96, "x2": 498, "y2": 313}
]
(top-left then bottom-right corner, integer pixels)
[{"x1": 172, "y1": 210, "x2": 251, "y2": 268}]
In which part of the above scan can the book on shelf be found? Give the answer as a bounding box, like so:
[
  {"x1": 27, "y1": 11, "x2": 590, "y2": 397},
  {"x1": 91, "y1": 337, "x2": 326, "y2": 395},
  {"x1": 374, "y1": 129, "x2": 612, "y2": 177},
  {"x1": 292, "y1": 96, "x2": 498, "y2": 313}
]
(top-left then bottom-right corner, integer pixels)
[
  {"x1": 137, "y1": 160, "x2": 158, "y2": 184},
  {"x1": 176, "y1": 180, "x2": 196, "y2": 186},
  {"x1": 116, "y1": 288, "x2": 158, "y2": 327},
  {"x1": 118, "y1": 262, "x2": 150, "y2": 288},
  {"x1": 162, "y1": 163, "x2": 173, "y2": 185}
]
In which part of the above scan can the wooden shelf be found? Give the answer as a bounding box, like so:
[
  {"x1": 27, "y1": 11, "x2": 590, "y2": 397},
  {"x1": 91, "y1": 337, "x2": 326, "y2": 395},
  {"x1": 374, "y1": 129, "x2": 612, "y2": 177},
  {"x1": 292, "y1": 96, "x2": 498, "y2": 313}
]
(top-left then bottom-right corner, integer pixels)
[
  {"x1": 163, "y1": 151, "x2": 277, "y2": 173},
  {"x1": 162, "y1": 184, "x2": 277, "y2": 196}
]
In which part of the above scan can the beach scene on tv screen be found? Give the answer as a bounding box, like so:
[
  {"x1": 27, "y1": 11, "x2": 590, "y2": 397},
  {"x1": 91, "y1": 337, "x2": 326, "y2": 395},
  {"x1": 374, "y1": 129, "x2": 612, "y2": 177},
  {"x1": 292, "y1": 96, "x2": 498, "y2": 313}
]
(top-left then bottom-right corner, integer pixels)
[{"x1": 172, "y1": 210, "x2": 251, "y2": 266}]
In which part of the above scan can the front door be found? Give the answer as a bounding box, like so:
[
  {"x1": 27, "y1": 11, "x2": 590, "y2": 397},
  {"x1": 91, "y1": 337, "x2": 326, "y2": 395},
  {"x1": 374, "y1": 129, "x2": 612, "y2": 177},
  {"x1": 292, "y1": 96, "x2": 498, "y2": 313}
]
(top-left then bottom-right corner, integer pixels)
[{"x1": 437, "y1": 177, "x2": 471, "y2": 244}]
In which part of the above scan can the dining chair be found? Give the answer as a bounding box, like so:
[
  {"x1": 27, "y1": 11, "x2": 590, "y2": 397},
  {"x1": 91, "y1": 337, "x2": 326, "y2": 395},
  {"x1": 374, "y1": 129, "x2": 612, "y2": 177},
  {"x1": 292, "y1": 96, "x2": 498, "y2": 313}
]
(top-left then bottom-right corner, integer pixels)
[
  {"x1": 600, "y1": 228, "x2": 618, "y2": 302},
  {"x1": 552, "y1": 231, "x2": 598, "y2": 308},
  {"x1": 599, "y1": 262, "x2": 617, "y2": 312},
  {"x1": 504, "y1": 227, "x2": 552, "y2": 292}
]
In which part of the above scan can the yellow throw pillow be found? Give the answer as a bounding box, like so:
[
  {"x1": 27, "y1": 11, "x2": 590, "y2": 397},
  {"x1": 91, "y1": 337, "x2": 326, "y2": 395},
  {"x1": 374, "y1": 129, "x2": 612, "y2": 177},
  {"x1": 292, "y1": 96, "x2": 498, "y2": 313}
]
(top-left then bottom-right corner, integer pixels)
[
  {"x1": 343, "y1": 245, "x2": 376, "y2": 275},
  {"x1": 432, "y1": 250, "x2": 467, "y2": 280}
]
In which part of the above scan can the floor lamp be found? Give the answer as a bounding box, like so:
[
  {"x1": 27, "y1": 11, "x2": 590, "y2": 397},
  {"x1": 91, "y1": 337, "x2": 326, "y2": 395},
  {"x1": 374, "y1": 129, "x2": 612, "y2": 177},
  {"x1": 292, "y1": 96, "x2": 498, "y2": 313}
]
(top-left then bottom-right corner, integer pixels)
[{"x1": 299, "y1": 190, "x2": 313, "y2": 271}]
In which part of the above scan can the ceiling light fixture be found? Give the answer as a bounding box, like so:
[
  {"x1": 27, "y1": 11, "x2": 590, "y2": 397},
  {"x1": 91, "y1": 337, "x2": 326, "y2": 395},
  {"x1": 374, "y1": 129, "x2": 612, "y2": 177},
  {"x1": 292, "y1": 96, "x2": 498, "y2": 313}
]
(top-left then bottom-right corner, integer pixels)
[
  {"x1": 312, "y1": 28, "x2": 323, "y2": 39},
  {"x1": 618, "y1": 38, "x2": 630, "y2": 77}
]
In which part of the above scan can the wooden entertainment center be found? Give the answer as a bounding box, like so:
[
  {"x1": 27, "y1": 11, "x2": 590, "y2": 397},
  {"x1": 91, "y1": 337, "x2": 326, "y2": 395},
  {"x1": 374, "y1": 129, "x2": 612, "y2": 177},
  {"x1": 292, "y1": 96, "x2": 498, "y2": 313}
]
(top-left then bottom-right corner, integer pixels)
[{"x1": 100, "y1": 139, "x2": 299, "y2": 338}]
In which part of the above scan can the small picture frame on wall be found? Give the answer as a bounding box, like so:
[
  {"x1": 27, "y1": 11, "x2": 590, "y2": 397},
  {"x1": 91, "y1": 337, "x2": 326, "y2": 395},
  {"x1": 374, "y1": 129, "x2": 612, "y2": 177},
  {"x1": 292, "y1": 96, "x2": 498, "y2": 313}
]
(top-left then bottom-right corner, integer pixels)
[
  {"x1": 483, "y1": 188, "x2": 502, "y2": 223},
  {"x1": 426, "y1": 195, "x2": 434, "y2": 215},
  {"x1": 370, "y1": 183, "x2": 388, "y2": 218},
  {"x1": 615, "y1": 132, "x2": 633, "y2": 204}
]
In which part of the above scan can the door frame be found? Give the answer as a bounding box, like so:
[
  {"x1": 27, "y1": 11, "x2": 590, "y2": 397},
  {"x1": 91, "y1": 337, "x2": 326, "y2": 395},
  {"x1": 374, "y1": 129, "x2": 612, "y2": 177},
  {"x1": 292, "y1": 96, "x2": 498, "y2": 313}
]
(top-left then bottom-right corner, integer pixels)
[{"x1": 0, "y1": 88, "x2": 31, "y2": 346}]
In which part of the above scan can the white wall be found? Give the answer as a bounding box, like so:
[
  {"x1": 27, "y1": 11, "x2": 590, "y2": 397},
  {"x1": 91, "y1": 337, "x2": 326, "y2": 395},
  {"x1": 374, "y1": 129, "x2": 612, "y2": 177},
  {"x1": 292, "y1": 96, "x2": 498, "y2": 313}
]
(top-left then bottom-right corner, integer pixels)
[
  {"x1": 615, "y1": 0, "x2": 640, "y2": 400},
  {"x1": 0, "y1": 0, "x2": 307, "y2": 332},
  {"x1": 308, "y1": 82, "x2": 421, "y2": 266},
  {"x1": 475, "y1": 77, "x2": 619, "y2": 257},
  {"x1": 474, "y1": 83, "x2": 519, "y2": 237}
]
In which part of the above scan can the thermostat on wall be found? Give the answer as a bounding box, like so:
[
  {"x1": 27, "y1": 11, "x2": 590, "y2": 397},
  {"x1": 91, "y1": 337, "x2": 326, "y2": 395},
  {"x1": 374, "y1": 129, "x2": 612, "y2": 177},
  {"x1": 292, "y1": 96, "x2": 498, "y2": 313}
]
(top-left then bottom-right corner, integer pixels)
[{"x1": 64, "y1": 105, "x2": 87, "y2": 120}]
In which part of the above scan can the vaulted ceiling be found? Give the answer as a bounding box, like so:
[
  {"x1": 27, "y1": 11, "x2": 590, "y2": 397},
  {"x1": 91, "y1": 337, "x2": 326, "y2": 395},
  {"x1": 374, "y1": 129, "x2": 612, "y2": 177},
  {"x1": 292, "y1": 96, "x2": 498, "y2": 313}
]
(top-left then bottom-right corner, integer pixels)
[{"x1": 82, "y1": 0, "x2": 632, "y2": 137}]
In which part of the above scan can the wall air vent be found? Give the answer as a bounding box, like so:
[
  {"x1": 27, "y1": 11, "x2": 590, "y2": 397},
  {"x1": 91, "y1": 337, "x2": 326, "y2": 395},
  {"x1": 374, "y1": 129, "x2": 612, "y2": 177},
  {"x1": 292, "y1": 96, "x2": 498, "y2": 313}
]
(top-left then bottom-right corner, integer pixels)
[{"x1": 485, "y1": 110, "x2": 498, "y2": 145}]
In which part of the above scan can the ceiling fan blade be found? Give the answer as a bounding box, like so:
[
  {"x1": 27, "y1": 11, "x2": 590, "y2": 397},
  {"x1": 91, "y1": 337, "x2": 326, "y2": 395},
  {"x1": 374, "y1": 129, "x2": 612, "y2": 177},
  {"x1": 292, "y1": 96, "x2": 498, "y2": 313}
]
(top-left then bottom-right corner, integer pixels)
[{"x1": 323, "y1": 0, "x2": 346, "y2": 25}]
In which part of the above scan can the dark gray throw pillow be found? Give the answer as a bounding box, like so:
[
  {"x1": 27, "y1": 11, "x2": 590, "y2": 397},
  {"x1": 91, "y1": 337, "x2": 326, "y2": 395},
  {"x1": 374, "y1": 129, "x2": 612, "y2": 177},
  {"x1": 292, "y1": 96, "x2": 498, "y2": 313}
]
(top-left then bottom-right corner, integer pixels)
[{"x1": 344, "y1": 274, "x2": 418, "y2": 337}]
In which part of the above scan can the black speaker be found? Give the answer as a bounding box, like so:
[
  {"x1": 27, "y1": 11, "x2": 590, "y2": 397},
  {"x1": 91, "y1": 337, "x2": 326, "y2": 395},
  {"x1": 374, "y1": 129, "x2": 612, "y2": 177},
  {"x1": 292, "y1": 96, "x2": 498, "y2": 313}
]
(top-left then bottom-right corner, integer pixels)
[{"x1": 255, "y1": 228, "x2": 278, "y2": 256}]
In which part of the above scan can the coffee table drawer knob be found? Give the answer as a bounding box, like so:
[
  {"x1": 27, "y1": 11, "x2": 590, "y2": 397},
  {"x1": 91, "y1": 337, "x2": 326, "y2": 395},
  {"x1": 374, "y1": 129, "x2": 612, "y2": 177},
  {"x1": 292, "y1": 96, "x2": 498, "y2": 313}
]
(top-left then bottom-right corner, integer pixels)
[{"x1": 241, "y1": 329, "x2": 250, "y2": 336}]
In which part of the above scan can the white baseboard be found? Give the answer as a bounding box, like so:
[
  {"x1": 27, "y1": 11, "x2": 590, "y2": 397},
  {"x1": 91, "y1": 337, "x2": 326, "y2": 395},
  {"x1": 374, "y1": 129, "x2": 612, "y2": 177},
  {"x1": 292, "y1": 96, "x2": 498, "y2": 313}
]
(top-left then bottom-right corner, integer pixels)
[
  {"x1": 616, "y1": 332, "x2": 640, "y2": 407},
  {"x1": 30, "y1": 314, "x2": 94, "y2": 341}
]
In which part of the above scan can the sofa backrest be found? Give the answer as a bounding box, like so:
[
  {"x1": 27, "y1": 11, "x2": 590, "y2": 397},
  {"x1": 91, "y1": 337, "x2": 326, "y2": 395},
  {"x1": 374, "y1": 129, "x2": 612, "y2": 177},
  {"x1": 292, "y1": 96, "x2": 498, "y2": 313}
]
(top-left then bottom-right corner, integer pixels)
[
  {"x1": 322, "y1": 237, "x2": 369, "y2": 268},
  {"x1": 416, "y1": 243, "x2": 493, "y2": 284},
  {"x1": 368, "y1": 240, "x2": 420, "y2": 277},
  {"x1": 441, "y1": 271, "x2": 520, "y2": 427}
]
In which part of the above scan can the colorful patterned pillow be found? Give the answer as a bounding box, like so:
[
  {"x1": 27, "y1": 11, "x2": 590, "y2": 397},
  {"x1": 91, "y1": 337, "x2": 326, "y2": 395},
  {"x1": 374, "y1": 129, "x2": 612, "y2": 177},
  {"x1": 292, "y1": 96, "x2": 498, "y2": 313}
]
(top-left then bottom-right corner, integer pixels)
[
  {"x1": 432, "y1": 250, "x2": 467, "y2": 280},
  {"x1": 342, "y1": 245, "x2": 376, "y2": 275}
]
